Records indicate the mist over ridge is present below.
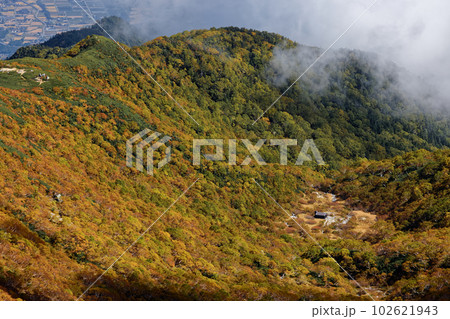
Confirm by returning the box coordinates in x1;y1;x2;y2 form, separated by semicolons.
102;0;450;110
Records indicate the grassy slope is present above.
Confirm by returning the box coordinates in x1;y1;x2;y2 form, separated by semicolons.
8;16;143;60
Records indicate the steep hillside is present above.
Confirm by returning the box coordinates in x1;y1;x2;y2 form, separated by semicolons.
328;149;449;231
0;28;448;301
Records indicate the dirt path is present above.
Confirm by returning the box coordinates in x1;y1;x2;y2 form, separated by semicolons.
0;67;47;84
0;67;28;80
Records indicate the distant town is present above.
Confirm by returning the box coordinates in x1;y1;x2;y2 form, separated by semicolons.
0;0;142;59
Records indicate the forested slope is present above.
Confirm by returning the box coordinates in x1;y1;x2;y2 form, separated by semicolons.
329;149;449;231
0;27;448;300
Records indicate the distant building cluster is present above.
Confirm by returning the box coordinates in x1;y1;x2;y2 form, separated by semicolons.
0;0;107;59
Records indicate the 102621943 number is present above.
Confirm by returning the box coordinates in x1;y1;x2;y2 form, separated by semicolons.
372;305;438;316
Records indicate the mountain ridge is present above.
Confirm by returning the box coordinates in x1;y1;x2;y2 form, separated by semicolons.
8;16;143;60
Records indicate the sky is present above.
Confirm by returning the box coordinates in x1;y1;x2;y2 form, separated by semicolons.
104;0;450;105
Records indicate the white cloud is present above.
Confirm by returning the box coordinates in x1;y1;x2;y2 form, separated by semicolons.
105;0;450;105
